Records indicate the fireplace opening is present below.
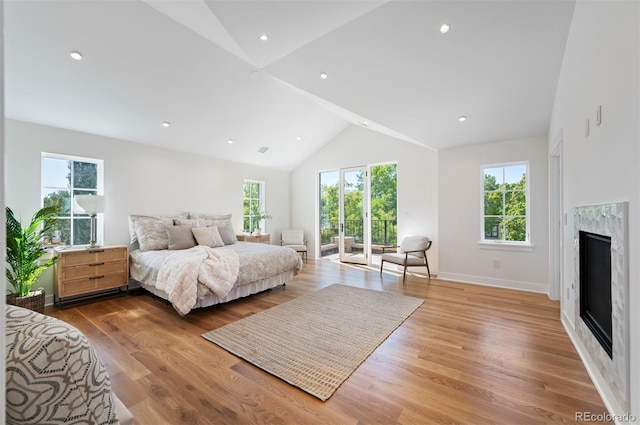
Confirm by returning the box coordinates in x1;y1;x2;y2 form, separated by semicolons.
579;231;612;359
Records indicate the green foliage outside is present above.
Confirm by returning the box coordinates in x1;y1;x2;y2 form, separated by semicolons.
6;205;61;296
319;164;397;246
483;172;527;241
243;181;268;232
42;159;97;245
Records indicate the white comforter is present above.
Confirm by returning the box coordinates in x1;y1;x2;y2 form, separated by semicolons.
155;246;239;316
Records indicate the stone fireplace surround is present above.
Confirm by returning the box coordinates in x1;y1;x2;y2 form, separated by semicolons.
574;202;629;411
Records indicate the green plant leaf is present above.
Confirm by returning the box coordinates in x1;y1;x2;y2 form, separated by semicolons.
6;205;61;296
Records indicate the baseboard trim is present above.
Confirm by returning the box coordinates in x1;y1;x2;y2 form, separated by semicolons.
436;271;548;294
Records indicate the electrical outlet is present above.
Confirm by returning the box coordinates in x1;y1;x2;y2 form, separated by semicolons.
493;260;501;269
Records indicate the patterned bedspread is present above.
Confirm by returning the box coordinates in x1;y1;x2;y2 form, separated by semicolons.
130;242;303;302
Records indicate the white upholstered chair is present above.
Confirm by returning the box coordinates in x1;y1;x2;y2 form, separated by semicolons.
281;230;307;263
379;235;432;283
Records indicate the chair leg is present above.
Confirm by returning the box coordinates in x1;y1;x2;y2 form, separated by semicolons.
402;265;407;283
425;257;431;279
380;260;384;275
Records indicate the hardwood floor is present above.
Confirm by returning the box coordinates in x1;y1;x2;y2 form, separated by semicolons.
46;260;612;425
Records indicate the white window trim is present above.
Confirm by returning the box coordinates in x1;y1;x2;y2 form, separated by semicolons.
242;179;266;233
479;160;532;250
41;152;104;246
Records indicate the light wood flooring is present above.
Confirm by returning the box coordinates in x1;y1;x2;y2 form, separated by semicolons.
46;259;612;425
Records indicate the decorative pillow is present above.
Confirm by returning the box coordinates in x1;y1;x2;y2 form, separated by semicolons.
189;214;236;244
188;213;232;221
218;225;238;245
173;218;216;228
128;213;186;244
191;226;224;248
167;225;197;250
5;305;118;425
135;221;169;251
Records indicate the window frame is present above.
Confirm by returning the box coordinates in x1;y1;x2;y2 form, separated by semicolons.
242;179;265;233
479;161;532;249
41;152;104;247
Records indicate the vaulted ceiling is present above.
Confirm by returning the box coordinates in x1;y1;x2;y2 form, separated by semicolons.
5;1;575;171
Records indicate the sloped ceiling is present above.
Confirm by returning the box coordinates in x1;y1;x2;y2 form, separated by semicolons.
4;0;575;171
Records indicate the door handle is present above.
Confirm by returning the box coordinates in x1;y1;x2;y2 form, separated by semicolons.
341;223;344;233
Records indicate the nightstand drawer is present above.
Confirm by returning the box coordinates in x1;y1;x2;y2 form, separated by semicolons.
54;245;129;305
61;248;126;267
60;273;128;297
63;261;127;280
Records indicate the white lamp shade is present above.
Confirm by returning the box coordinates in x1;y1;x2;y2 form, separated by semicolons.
74;194;105;214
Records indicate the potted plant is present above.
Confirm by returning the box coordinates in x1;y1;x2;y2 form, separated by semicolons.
253;211;272;235
6;205;61;313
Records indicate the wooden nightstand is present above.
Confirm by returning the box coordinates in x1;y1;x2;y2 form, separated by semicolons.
54;245;129;306
237;233;271;244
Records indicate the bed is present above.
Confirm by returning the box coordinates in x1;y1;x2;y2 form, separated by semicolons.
127;213;303;315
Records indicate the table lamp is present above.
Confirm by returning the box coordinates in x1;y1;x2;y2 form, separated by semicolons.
73;194;105;248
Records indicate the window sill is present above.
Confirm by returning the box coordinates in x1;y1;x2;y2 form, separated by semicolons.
477;241;534;252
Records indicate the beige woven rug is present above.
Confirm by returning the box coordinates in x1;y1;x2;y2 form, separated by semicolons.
202;283;423;401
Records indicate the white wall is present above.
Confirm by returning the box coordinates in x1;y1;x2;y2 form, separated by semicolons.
5;119;291;303
438;137;549;293
1;1;7;417
291;124;438;267
548;0;639;420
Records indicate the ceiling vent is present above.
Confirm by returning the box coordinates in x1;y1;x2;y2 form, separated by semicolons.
257;146;269;154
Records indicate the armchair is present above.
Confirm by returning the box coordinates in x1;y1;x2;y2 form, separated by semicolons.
281;229;307;263
380;235;432;283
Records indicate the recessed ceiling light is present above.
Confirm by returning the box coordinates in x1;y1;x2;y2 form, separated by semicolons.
228;139;234;144
320;72;328;79
259;34;269;41
440;23;450;34
70;51;83;60
161;121;170;127
458;115;467;122
296;136;302;141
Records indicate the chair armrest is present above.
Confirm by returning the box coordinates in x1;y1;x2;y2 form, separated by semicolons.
381;245;400;253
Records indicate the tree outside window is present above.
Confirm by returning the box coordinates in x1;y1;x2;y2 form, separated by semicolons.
482;163;528;242
42;154;103;246
243;180;265;233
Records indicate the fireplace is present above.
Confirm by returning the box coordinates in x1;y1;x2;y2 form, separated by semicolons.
579;231;612;358
574;202;628;411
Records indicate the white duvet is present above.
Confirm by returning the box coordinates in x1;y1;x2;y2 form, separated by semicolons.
155;246;239;316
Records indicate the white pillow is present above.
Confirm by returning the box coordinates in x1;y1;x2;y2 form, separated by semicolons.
135;221;169;251
173;218;214;227
178;214;237;245
191;226;224;248
128;213;186;244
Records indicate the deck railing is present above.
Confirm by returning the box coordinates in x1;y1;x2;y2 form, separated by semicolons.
320;219;397;246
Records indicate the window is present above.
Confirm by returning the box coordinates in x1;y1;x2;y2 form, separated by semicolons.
243;179;265;233
482;162;529;243
42;153;103;246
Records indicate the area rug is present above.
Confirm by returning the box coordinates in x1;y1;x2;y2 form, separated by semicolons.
201;284;423;401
